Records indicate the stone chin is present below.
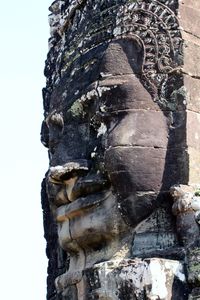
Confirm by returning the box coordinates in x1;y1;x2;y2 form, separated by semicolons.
56;190;129;254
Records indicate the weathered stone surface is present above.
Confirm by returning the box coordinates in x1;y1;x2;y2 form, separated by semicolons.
41;0;200;299
81;258;187;300
187;147;200;184
182;35;200;77
189;287;200;300
180;0;200;11
187;248;200;287
106;146;187;193
187;111;200;151
132;201;179;258
106;110;187;148
180;4;200;39
55;258;188;299
41;178;68;300
184;75;200;113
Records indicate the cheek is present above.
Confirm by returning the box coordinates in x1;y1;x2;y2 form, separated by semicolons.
104;147;167;227
103;108;188;197
106;111;169;148
105;147;167;195
104;111;169;195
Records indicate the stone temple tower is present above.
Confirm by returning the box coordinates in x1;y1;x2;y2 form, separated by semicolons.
41;1;200;299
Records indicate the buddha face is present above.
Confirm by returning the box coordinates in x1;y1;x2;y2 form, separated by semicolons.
45;39;183;254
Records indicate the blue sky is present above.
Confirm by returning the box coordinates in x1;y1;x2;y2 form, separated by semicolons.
0;1;51;298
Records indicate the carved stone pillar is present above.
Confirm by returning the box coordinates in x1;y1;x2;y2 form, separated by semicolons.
41;1;200;299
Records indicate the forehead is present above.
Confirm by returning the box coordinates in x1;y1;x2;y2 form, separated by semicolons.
48;2;145;114
48;40;144;118
47;0;181;116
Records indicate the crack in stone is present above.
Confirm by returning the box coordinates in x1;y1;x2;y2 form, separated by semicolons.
183;29;200;41
182;71;200;80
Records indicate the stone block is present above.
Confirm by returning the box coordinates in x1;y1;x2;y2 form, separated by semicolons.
82;259;187;300
189;287;200;300
106;109;187;150
180;0;200;13
180;4;200;39
187;248;200;286
184;75;200;113
106;110;169;149
187;111;200;151
106;146;188;193
187;147;200;184
182;34;200;77
98;74;161;112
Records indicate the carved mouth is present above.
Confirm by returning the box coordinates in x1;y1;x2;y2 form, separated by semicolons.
56;190;111;222
71;175;109;200
48;159;109;208
48;160;110;218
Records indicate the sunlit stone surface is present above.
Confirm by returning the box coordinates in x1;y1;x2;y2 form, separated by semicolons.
41;1;200;299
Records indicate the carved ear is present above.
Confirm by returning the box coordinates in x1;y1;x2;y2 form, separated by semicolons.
99;38;144;76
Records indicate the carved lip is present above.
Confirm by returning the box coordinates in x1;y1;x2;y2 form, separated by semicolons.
56;190;111;222
71;175;109;201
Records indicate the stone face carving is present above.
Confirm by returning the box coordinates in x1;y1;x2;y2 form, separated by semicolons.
41;1;200;299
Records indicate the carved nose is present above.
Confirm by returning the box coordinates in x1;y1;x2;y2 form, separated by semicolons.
48;159;90;202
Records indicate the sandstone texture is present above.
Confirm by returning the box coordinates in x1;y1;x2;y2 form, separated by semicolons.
41;1;200;299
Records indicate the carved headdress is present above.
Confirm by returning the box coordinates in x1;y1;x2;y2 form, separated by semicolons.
46;0;182;106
